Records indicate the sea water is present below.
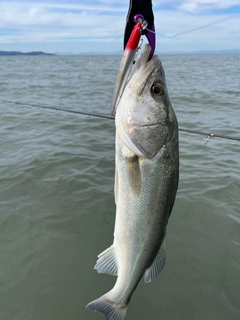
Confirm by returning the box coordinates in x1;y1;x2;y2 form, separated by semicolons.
0;54;239;320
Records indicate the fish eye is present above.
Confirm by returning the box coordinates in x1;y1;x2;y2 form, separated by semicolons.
151;83;164;97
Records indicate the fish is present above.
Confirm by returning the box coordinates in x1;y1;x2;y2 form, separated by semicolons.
86;44;179;320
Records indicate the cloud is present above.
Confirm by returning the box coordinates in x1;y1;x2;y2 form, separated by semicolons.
0;0;240;52
0;2;123;26
179;0;240;13
0;1;127;44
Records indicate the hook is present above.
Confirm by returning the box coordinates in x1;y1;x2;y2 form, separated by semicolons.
204;133;215;145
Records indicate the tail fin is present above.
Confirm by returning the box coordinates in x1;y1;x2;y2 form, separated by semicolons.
86;293;127;320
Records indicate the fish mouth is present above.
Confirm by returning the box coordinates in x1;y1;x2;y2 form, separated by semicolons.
129;45;160;97
131;44;152;73
112;44;155;116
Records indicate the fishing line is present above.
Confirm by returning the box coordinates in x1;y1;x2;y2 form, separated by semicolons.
146;13;240;39
0;99;114;120
1;99;240;143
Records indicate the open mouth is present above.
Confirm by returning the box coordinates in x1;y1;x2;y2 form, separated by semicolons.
132;44;151;72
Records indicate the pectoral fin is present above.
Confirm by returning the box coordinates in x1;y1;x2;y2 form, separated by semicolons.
144;239;166;283
127;155;142;197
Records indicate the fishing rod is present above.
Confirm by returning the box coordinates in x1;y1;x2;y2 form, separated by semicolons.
1;99;240;143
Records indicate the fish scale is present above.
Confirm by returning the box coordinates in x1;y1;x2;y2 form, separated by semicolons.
87;44;179;320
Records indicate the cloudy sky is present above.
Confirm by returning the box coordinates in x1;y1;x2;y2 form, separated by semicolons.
1;0;240;53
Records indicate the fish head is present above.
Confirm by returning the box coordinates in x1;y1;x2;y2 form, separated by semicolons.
116;44;177;158
127;44;173;124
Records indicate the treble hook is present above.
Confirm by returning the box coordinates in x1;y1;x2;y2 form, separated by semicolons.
204;133;215;144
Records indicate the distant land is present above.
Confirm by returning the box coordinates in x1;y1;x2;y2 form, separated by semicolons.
0;51;55;56
1;49;240;56
55;49;240;55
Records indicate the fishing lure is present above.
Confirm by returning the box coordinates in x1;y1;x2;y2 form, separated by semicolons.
112;0;156;116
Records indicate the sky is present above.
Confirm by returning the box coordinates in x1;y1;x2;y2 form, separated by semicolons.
0;0;240;53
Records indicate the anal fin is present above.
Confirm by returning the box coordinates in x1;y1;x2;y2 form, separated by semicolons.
94;245;118;276
144;238;166;283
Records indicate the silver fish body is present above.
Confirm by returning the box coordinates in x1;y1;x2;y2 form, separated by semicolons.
87;44;179;320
